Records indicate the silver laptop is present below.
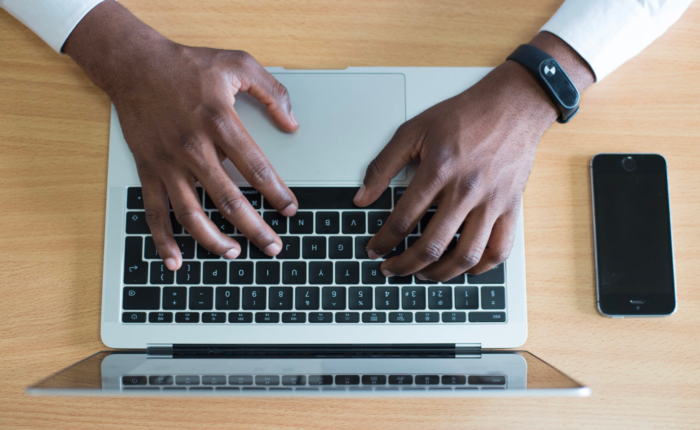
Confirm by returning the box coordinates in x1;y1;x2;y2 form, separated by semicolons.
28;67;588;397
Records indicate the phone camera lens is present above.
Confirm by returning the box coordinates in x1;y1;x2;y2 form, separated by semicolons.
622;156;637;172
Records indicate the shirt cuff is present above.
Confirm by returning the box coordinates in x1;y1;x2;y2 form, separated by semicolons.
1;0;106;53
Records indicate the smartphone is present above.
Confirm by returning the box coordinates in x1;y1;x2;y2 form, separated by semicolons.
590;153;676;317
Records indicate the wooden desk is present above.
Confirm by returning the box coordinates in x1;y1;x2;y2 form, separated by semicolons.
1;1;699;428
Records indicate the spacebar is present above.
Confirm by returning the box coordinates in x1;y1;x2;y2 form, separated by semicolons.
264;187;392;210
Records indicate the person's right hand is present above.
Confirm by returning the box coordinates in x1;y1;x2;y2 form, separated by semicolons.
64;1;299;271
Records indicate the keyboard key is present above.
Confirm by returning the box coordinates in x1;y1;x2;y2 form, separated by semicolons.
328;236;353;259
256;261;280;284
335;261;359;285
230;261;254;284
195;187;204;205
455;287;479;310
255;312;280;323
282;261;306;284
149;312;173;323
481;287;506;309
202;312;226;323
367;211;390;234
149;376;174;385
362;312;386;323
196;243;220;259
127;187;144;209
267;187;390;210
175;312;200;323
415;311;440;322
202;375;227;385
122;312;146;322
428;286;452;309
322;286;346;310
442;311;467;322
419;211;435;233
255;375;280;386
175;237;195;259
189;287;213;310
289;211;313;234
354;236;372;259
415;375;440;385
176;261;200;284
389;311;413;323
362;261;386;284
169;212;182;234
124;237;148;284
335;375;360;385
203;189;216;209
240;187;262;209
348;287;372;310
388;375;413;385
163;287;187;310
388;274;412;284
295;286;320;310
446;273;466;284
308;375;333;386
215;287;239;310
468;312;506;323
210;212;235;234
229;375;253;385
202;261;227;284
468;375;506;385
275;236;300;259
282;375;307;385
150;262;174;284
249;244;273;259
122;375;147;385
308;262;333;284
282;312;306;323
342;212;366;234
375;287;399;310
229;312;253;323
401;286;425;310
468;263;505;284
269;287;294;310
126;211;150;234
242;287;266;310
442;375;467;385
123;287;160;310
175;375;201;385
144;236;159;259
362;375;387;385
386;239;406;259
263;212;287;234
230;236;248;259
309;312;333;323
315;212;339;234
302;237;326;259
335;312;360;323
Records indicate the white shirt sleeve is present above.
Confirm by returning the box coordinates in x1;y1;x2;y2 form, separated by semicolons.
1;0;106;53
541;0;694;81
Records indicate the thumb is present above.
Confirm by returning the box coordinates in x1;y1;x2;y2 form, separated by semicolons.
354;122;416;207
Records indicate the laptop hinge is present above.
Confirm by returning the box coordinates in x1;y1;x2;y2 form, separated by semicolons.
146;343;480;359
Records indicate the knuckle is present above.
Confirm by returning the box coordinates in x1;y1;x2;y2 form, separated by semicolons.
386;216;414;239
173;206;202;228
457;250;482;270
457;175;482;196
417;241;445;264
218;194;248;220
365;156;387;181
232;50;256;68
246;159;276;187
208;112;234;139
144;208;167;227
178;134;203;156
272;81;290;104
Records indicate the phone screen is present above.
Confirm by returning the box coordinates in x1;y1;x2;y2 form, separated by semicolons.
592;154;675;315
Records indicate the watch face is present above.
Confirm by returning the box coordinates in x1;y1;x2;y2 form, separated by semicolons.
539;59;579;108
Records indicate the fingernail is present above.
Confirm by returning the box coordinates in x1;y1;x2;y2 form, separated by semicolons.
415;273;427;281
367;249;383;260
354;185;366;204
281;203;297;217
290;111;299;127
381;269;395;278
164;258;178;271
263;242;282;256
223;248;240;259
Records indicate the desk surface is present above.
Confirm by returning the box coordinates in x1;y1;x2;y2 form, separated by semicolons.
1;1;699;428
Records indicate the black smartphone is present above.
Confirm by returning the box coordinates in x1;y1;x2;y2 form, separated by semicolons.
590;153;676;317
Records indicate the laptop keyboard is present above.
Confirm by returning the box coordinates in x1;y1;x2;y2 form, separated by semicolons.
121;186;507;324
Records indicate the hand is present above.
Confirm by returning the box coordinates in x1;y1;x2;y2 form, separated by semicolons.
354;33;594;281
64;1;299;271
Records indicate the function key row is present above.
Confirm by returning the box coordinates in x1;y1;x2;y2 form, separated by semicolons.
123;285;504;311
122;310;506;324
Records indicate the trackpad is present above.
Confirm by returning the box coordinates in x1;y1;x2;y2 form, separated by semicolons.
230;73;406;183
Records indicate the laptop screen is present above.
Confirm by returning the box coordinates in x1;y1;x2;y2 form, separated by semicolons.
28;351;588;397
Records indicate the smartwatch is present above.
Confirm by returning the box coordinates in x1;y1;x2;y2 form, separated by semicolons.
507;44;580;123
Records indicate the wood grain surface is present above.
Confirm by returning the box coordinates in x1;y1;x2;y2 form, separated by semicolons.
1;1;699;428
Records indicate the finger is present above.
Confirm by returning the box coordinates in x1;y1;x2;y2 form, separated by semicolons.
417;205;498;282
234;52;299;132
380;186;473;277
366;162;442;259
195;160;283;256
166;172;242;259
141;176;182;271
210;111;298;217
354;122;417;207
468;206;519;274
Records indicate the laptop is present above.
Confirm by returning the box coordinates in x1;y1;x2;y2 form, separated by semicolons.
28;67;589;397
